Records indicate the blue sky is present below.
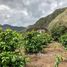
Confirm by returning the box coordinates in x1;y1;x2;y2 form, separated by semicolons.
0;0;67;27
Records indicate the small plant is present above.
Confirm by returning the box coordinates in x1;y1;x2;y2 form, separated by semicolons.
54;55;63;67
59;33;67;49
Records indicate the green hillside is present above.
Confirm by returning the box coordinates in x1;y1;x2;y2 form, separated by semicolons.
48;9;67;32
27;7;67;31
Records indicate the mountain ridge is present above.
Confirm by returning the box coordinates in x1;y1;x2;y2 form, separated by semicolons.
0;24;26;32
27;7;67;31
48;9;67;32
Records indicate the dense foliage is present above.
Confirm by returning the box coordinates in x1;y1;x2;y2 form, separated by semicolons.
40;33;52;46
59;33;67;49
48;8;67;41
0;29;23;52
0;52;26;67
24;31;52;53
0;28;27;67
48;25;67;40
24;31;42;53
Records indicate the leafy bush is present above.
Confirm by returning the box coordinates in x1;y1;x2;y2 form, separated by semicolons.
24;31;52;53
0;52;26;67
59;33;67;49
40;33;52;46
24;31;42;53
0;29;23;52
0;28;27;67
48;25;67;40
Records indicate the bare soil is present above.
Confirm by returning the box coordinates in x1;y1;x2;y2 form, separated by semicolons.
26;42;67;67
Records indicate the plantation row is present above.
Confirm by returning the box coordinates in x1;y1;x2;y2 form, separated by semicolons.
0;26;67;67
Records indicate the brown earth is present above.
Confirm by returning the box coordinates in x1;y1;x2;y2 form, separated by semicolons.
26;42;67;67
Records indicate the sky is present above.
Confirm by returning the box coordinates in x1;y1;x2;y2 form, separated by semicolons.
0;0;67;27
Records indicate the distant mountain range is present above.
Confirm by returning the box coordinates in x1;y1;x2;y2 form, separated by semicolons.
0;24;26;32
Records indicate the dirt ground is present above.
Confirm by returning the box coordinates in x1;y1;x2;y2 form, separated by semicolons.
26;42;67;67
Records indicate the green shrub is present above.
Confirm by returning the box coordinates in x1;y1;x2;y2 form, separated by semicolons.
40;33;52;46
24;31;42;53
24;31;52;53
0;52;26;67
0;29;23;52
59;33;67;49
48;25;67;40
0;28;27;67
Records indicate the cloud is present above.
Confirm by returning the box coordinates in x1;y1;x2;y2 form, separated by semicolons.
0;0;67;27
0;5;10;10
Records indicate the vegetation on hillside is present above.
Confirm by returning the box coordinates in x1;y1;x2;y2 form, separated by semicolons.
27;7;67;31
49;26;67;40
59;33;67;49
48;9;67;40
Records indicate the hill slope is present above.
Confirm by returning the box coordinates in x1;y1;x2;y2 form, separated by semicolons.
48;9;67;32
27;7;67;31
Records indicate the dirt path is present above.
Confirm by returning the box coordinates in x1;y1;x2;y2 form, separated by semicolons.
26;42;67;67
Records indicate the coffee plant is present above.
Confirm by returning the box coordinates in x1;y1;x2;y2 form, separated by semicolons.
59;33;67;49
24;31;42;53
49;26;67;41
0;28;27;67
0;52;26;67
0;29;23;52
40;33;52;46
24;31;52;53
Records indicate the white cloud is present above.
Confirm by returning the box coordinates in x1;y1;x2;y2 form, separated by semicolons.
22;9;28;16
51;2;57;10
0;4;31;26
0;5;10;10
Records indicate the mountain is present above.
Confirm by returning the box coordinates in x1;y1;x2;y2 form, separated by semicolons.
48;9;67;31
27;7;67;31
0;24;26;32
